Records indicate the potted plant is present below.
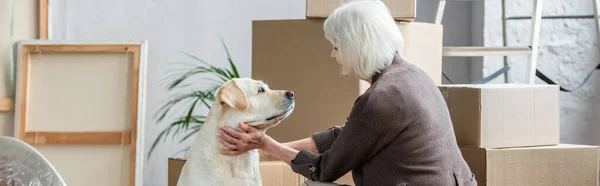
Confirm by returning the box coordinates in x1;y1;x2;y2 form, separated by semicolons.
148;40;240;159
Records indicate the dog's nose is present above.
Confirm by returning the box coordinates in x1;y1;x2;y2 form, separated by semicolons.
285;91;294;99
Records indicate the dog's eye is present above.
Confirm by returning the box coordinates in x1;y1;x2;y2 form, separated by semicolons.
258;87;265;93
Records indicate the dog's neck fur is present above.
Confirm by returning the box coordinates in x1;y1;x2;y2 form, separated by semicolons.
190;102;252;149
185;101;261;180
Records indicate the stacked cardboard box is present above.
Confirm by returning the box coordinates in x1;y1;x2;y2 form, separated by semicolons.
171;1;432;185
305;0;416;21
439;84;600;186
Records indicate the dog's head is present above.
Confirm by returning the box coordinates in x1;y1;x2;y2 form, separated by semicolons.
216;78;295;130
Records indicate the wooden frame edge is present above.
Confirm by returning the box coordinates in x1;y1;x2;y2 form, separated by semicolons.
129;46;140;186
23;44;140;53
0;98;14;111
24;131;131;144
15;41;147;186
39;0;49;39
16;45;30;140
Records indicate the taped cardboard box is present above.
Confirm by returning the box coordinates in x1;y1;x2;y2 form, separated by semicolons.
168;158;355;186
252;19;442;142
460;144;600;186
439;84;560;148
306;0;416;21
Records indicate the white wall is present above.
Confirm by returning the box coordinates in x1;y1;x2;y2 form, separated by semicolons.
48;0;476;185
482;1;600;146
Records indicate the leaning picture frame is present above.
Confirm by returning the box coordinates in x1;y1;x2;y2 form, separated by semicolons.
14;40;148;186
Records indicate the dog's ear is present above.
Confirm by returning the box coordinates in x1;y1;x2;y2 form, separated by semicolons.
218;81;249;110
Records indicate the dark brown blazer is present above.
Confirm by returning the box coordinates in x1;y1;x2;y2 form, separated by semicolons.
290;56;477;186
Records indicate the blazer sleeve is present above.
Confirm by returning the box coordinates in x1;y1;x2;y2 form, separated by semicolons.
290;116;387;182
312;126;344;154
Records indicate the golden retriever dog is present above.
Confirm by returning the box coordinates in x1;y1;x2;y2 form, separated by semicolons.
177;78;295;186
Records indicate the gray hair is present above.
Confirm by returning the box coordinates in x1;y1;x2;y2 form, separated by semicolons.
323;0;404;79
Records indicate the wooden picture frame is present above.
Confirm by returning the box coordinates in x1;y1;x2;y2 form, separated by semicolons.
14;40;148;186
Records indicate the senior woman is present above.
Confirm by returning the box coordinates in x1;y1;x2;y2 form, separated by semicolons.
217;1;476;185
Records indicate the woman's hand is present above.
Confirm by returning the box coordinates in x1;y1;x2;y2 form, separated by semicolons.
219;122;301;164
218;122;270;156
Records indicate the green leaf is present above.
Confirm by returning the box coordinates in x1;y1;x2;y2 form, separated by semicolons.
167;68;212;90
165;65;232;90
154;90;215;122
155;92;196;122
173;147;191;157
182;99;200;135
148;115;205;159
148;127;171;159
182;52;233;80
179;127;201;143
181;52;212;66
221;38;240;78
148;41;242;159
172;115;205;138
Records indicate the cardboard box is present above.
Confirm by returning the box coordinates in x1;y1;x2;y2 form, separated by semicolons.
168;158;354;186
306;0;416;21
168;158;186;186
460;144;600;186
252;19;442;142
439;84;560;148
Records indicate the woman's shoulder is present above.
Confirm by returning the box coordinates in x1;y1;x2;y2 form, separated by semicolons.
345;81;408;137
350;62;440;123
349;82;401;122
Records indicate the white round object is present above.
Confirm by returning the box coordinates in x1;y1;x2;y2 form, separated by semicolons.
0;136;66;186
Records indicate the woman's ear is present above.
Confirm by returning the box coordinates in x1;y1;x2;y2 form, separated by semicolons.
218;81;249;110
